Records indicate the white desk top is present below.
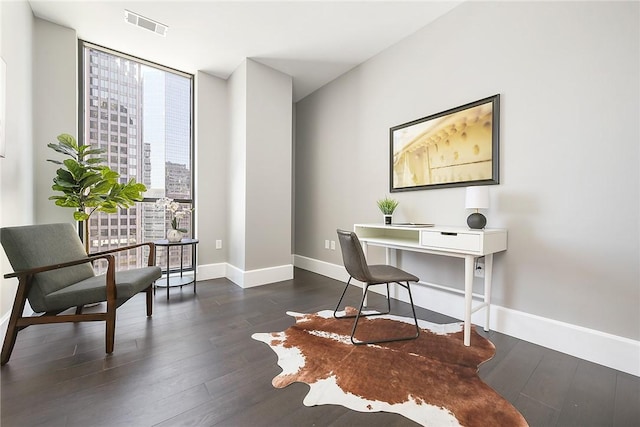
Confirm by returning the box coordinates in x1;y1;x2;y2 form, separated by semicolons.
353;223;507;256
354;223;506;234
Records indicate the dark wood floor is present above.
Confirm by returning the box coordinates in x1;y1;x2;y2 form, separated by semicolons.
1;268;638;427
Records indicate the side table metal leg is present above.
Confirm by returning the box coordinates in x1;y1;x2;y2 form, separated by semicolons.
166;246;170;300
179;245;184;290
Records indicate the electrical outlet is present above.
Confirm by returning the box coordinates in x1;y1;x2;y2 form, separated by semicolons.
330;240;336;250
215;240;222;249
324;240;330;249
474;260;485;278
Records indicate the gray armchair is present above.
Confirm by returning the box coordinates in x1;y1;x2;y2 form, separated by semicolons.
0;223;162;365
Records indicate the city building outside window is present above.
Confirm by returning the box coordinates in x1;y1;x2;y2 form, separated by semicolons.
80;42;194;274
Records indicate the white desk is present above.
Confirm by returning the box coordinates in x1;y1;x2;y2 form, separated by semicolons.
353;224;507;346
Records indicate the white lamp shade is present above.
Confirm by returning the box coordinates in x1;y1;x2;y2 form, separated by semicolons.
465;186;490;210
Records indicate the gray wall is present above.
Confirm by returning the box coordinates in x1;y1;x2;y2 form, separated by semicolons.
245;60;293;271
195;71;228;265
0;1;35;317
33;18;77;225
227;61;248;269
227;59;293;273
294;1;639;340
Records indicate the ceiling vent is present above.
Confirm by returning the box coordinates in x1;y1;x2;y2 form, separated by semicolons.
124;10;168;37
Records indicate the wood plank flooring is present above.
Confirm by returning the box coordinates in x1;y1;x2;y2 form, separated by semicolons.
1;268;638;426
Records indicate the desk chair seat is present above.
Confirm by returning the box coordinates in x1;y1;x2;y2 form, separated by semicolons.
0;223;161;365
335;229;420;345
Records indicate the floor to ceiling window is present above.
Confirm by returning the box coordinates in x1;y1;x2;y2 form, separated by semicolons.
80;41;194;273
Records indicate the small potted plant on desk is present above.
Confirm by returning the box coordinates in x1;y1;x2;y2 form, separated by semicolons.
377;196;399;225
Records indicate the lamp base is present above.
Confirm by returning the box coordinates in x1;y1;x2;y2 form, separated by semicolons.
467;212;487;229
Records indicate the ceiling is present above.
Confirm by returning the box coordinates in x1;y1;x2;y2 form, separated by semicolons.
29;1;461;101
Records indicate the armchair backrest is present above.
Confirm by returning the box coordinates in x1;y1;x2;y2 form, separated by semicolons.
336;229;372;283
1;223;95;312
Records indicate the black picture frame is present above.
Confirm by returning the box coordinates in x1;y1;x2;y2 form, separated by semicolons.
390;94;500;192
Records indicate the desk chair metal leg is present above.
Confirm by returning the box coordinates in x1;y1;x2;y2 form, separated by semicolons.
350;281;420;346
334;278;391;319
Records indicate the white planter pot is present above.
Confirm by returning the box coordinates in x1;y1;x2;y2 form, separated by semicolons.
167;229;183;243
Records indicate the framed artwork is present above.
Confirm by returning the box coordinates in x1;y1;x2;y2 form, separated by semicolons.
390;94;500;192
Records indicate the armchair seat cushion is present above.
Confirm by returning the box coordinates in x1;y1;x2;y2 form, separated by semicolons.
45;266;161;312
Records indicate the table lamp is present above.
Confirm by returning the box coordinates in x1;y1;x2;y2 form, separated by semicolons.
465;186;489;229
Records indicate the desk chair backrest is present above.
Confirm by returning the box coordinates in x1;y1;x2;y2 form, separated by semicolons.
336;229;373;283
1;223;95;313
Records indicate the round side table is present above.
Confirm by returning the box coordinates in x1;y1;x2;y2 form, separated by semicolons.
153;238;199;300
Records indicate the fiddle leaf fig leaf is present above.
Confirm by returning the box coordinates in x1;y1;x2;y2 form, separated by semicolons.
57;133;78;149
63;159;84;180
105;171;120;182
73;211;90;221
47;142;76;158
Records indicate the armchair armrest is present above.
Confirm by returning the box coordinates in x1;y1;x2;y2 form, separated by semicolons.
92;241;156;267
3;253;115;280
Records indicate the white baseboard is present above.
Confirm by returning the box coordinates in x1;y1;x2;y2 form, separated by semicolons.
0;310;10;345
199;262;294;288
293;255;350;283
0;305;34;347
197;262;227;281
243;264;293;288
5;256;635;376
292;255;640;377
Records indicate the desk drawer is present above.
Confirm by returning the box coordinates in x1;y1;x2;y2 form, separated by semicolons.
420;230;481;252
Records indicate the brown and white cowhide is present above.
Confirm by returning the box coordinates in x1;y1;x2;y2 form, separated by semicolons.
252;309;528;427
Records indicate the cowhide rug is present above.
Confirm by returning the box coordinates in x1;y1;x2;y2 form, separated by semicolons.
252;309;528;427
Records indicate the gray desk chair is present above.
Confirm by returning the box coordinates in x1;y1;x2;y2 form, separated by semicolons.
0;223;162;365
335;229;420;345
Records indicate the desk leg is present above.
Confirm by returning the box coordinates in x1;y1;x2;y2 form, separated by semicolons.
464;255;474;346
484;253;493;332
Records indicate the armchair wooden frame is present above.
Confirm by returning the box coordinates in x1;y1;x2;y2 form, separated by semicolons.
1;242;156;366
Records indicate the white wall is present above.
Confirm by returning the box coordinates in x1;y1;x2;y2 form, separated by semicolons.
295;0;639;345
0;0;35;321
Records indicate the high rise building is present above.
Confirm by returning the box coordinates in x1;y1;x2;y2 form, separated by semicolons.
83;46;193;273
84;48;146;271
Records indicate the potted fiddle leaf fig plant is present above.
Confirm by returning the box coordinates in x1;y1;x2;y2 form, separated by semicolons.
377;196;399;225
47;133;147;252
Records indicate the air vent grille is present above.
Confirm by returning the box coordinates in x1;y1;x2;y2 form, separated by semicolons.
124;10;168;37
